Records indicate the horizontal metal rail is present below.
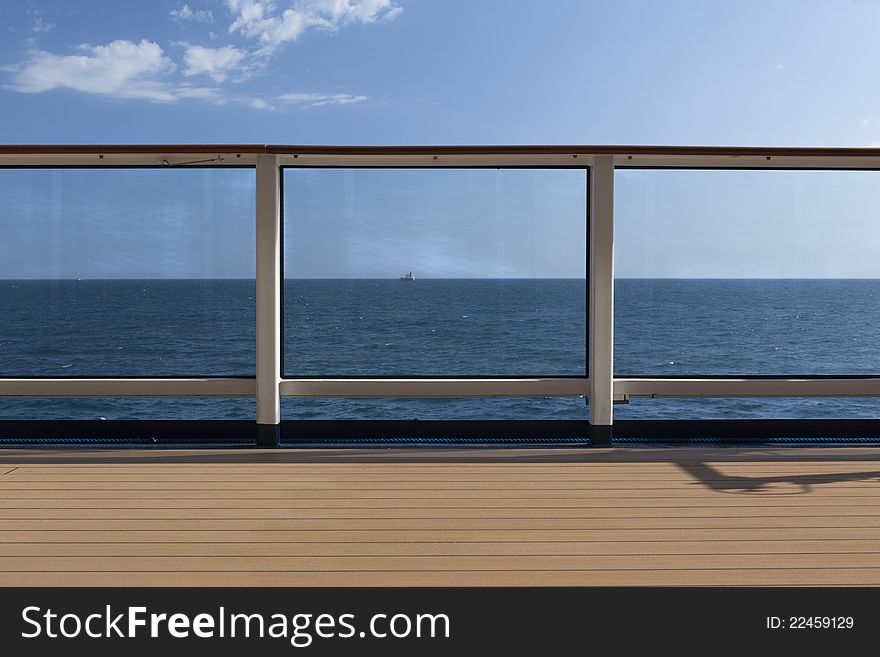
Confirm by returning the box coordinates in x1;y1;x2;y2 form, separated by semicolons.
280;378;588;397
615;378;880;398
0;377;880;401
0;379;255;397
3;378;879;399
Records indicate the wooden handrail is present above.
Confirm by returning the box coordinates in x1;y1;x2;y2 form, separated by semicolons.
2;144;880;157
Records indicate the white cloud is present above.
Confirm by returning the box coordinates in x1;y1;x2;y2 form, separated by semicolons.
176;85;224;101
6;4;393;107
7;39;222;103
25;8;55;33
227;0;275;31
171;4;215;23
183;44;245;81
279;91;367;107
31;15;55;33
775;63;784;70
307;0;403;26
226;0;401;55
10;40;177;101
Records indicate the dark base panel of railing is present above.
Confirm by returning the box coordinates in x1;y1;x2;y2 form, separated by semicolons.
280;420;591;443
0;419;592;446
0;420;255;445
612;419;880;442
1;419;880;447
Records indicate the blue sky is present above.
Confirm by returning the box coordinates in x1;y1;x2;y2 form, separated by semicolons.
2;2;880;278
2;0;880;146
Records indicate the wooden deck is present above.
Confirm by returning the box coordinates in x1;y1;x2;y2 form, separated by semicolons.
1;446;879;586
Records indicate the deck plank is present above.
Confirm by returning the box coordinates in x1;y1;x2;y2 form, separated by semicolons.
4;497;880;508
2;539;879;557
4;506;880;519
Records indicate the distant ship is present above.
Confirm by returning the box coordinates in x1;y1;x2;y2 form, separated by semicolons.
399;271;415;281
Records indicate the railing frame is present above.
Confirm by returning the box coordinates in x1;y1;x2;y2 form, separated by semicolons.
588;156;615;446
3;145;880;446
255;155;283;446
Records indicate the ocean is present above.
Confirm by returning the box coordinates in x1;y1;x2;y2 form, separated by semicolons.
1;278;879;420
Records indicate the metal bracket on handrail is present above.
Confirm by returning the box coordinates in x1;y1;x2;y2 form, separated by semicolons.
160;156;226;166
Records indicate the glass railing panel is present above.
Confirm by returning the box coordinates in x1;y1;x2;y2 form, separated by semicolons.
282;168;587;378
0;168;255;377
615;169;880;377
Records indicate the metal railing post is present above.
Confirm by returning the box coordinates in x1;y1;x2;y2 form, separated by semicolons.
588;156;615;447
255;155;282;447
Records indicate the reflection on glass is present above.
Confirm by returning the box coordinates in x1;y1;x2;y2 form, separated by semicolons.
615;169;880;377
0;168;255;377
